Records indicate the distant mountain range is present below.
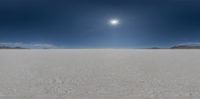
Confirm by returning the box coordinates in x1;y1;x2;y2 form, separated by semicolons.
0;45;26;49
148;43;200;49
0;43;59;49
171;43;200;49
1;43;200;49
0;46;26;49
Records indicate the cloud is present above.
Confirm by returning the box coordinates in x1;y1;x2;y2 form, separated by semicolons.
31;44;58;49
0;42;60;49
176;42;200;46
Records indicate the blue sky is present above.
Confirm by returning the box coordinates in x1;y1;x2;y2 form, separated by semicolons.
0;0;200;48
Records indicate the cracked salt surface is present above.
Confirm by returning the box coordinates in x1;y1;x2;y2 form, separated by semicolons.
0;49;200;99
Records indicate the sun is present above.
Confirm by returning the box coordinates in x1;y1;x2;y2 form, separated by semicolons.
109;19;120;26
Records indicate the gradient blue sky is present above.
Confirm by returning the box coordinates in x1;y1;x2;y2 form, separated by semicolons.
0;0;200;48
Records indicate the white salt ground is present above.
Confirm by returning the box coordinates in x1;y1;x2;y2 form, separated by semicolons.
0;49;199;99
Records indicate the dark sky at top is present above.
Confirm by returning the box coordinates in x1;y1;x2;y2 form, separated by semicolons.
0;0;200;48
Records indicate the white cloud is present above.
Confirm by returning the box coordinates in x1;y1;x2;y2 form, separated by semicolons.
176;42;200;46
31;44;57;49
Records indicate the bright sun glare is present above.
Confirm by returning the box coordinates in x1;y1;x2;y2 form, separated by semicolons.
109;19;120;26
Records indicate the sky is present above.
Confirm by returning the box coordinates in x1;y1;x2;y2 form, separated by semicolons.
0;0;200;48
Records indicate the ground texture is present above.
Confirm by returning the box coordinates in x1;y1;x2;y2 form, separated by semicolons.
0;49;200;99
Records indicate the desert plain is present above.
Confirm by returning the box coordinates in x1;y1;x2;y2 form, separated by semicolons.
0;49;200;99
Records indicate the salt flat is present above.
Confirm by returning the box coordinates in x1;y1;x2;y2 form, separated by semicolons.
0;49;200;99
